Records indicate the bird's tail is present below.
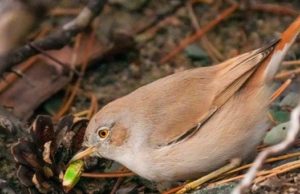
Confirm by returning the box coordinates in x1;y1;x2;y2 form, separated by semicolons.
250;16;300;85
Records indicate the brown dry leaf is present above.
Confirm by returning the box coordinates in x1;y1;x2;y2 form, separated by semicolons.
16;165;34;187
0;33;133;120
42;141;52;164
31;115;54;146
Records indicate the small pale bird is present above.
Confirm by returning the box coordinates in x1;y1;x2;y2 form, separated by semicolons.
71;17;300;183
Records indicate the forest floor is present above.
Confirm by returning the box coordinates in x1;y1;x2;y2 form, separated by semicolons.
1;0;300;193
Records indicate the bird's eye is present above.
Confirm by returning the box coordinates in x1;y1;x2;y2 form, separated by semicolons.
97;127;110;139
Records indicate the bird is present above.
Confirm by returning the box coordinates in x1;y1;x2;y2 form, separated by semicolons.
71;16;300;184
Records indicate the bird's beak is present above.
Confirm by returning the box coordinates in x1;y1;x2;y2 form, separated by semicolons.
69;146;96;163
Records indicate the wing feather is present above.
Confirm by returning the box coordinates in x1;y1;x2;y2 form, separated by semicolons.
127;41;277;147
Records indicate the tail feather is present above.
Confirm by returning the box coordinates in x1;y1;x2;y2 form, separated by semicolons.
251;16;300;85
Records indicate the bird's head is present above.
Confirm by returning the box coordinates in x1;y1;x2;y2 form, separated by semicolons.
69;102;131;162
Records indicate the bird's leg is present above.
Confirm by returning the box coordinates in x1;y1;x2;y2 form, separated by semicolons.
176;158;241;194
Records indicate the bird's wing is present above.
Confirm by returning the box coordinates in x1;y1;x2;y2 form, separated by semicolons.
136;41;277;147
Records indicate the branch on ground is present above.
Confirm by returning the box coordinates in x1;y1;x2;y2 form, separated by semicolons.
0;0;108;74
233;102;300;194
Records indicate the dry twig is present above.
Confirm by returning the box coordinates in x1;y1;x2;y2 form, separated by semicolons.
54;32;95;120
270;78;293;103
87;91;99;119
249;2;298;16
206;151;300;188
282;60;300;67
134;1;184;34
210;157;300;188
50;7;81;16
110;177;124;194
0;27;51;93
186;0;224;63
160;3;238;64
232;103;300;194
0;57;38;93
0;0;107;74
81;171;135;178
275;68;300;80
